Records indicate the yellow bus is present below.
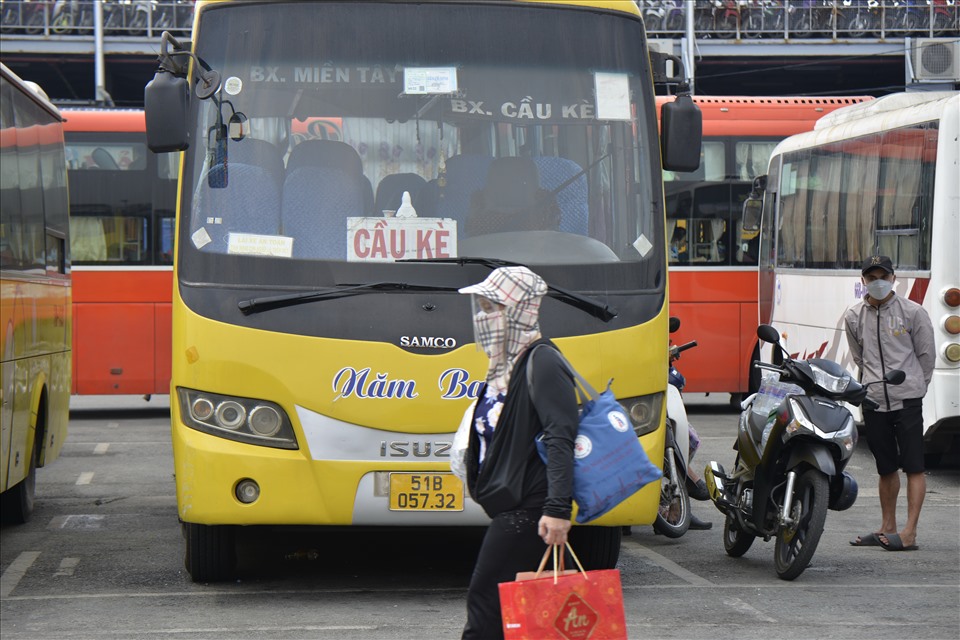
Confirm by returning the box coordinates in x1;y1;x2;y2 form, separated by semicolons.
0;63;71;524
144;0;702;582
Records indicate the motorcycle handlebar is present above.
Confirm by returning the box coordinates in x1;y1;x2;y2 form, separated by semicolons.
674;340;698;354
862;398;879;411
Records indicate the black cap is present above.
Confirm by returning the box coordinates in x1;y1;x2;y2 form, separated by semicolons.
861;255;894;276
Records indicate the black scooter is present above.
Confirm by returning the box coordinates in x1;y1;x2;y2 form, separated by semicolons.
704;324;904;580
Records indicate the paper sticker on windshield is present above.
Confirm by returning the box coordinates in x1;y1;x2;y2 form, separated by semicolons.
404;67;458;95
227;233;293;258
192;227;212;249
224;76;243;96
347;217;457;262
633;233;653;257
594;72;631;121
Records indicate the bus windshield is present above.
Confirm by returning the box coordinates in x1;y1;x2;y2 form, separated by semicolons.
179;2;661;293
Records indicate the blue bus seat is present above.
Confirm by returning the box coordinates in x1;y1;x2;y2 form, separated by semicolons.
374;173;428;214
533;156;588;236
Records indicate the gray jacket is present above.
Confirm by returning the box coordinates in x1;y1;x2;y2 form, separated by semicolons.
843;293;935;411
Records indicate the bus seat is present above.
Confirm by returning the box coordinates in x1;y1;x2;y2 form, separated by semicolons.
374;173;428;215
287;139;373;214
231;138;285;191
533;157;588;236
434;154;494;223
191;163;282;254
92;148;119;170
464;157;560;237
281;168;365;260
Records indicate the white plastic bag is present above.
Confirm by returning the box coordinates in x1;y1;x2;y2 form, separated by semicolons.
450;399;477;482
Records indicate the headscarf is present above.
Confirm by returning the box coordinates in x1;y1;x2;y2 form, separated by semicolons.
459;266;548;393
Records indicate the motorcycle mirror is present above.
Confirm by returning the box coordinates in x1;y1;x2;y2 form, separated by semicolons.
757;324;780;344
669;317;680;333
884;369;906;385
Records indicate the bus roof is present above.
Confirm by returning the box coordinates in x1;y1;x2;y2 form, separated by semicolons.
198;0;641;16
814;91;959;130
654;95;873;137
771;91;959;158
0;63;63;121
60;108;146;133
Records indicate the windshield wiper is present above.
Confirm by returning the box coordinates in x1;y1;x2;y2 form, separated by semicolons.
400;257;619;322
239;259;618;322
238;282;456;315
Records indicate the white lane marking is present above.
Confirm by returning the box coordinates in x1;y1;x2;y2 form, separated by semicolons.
107;422;119;429
723;597;778;623
1;551;41;598
54;558;80;577
76;472;95;485
93;443;110;455
622;539;713;586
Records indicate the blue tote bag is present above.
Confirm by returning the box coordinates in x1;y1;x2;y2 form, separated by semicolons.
528;345;662;524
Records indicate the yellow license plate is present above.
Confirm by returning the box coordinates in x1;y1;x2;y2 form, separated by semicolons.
388;473;464;511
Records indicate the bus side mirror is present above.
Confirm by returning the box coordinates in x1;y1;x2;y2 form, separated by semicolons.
741;175;767;232
145;70;190;152
660;93;702;173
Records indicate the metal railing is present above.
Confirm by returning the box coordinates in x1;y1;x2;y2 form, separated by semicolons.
1;0;193;38
640;0;959;40
2;0;958;40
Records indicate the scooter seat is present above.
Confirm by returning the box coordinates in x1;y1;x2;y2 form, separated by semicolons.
747;410;769;448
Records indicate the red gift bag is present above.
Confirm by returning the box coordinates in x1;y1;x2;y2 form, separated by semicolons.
499;543;628;640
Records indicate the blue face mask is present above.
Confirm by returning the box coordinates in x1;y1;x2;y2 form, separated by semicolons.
867;279;894;300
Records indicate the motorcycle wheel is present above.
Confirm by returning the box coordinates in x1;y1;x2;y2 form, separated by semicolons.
931;13;951;37
773;469;828;581
645;15;663;33
744;13;763;39
127;12;147;36
653;448;691;538
722;512;755;557
714;14;738;39
665;12;685;33
791;13;812;38
844;13;869;38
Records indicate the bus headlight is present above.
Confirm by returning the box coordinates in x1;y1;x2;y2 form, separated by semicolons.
177;388;298;450
623;392;663;437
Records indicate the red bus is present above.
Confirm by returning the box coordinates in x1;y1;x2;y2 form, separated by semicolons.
657;96;873;403
62;109;177;396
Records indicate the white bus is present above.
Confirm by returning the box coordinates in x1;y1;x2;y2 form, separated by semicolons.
746;91;959;461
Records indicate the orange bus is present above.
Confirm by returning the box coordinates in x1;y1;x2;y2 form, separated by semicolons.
657;95;873;403
62;109;177;396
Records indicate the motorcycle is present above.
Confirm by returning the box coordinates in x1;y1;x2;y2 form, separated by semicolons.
695;0;742;37
744;0;786;38
704;324;905;580
843;0;882;37
654;317;698;538
929;0;957;36
644;0;686;34
885;0;924;34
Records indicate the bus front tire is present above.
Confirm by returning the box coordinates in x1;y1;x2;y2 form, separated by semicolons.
184;522;237;583
568;526;622;570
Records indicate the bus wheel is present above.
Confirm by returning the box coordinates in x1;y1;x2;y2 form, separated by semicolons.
568;526;622;570
0;437;38;524
184;522;237;582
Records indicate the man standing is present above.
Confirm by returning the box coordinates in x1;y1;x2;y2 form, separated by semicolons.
844;256;935;552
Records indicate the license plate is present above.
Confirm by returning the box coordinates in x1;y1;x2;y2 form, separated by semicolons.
388;473;464;511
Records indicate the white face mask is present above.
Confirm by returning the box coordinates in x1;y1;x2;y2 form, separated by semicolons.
866;279;894;300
